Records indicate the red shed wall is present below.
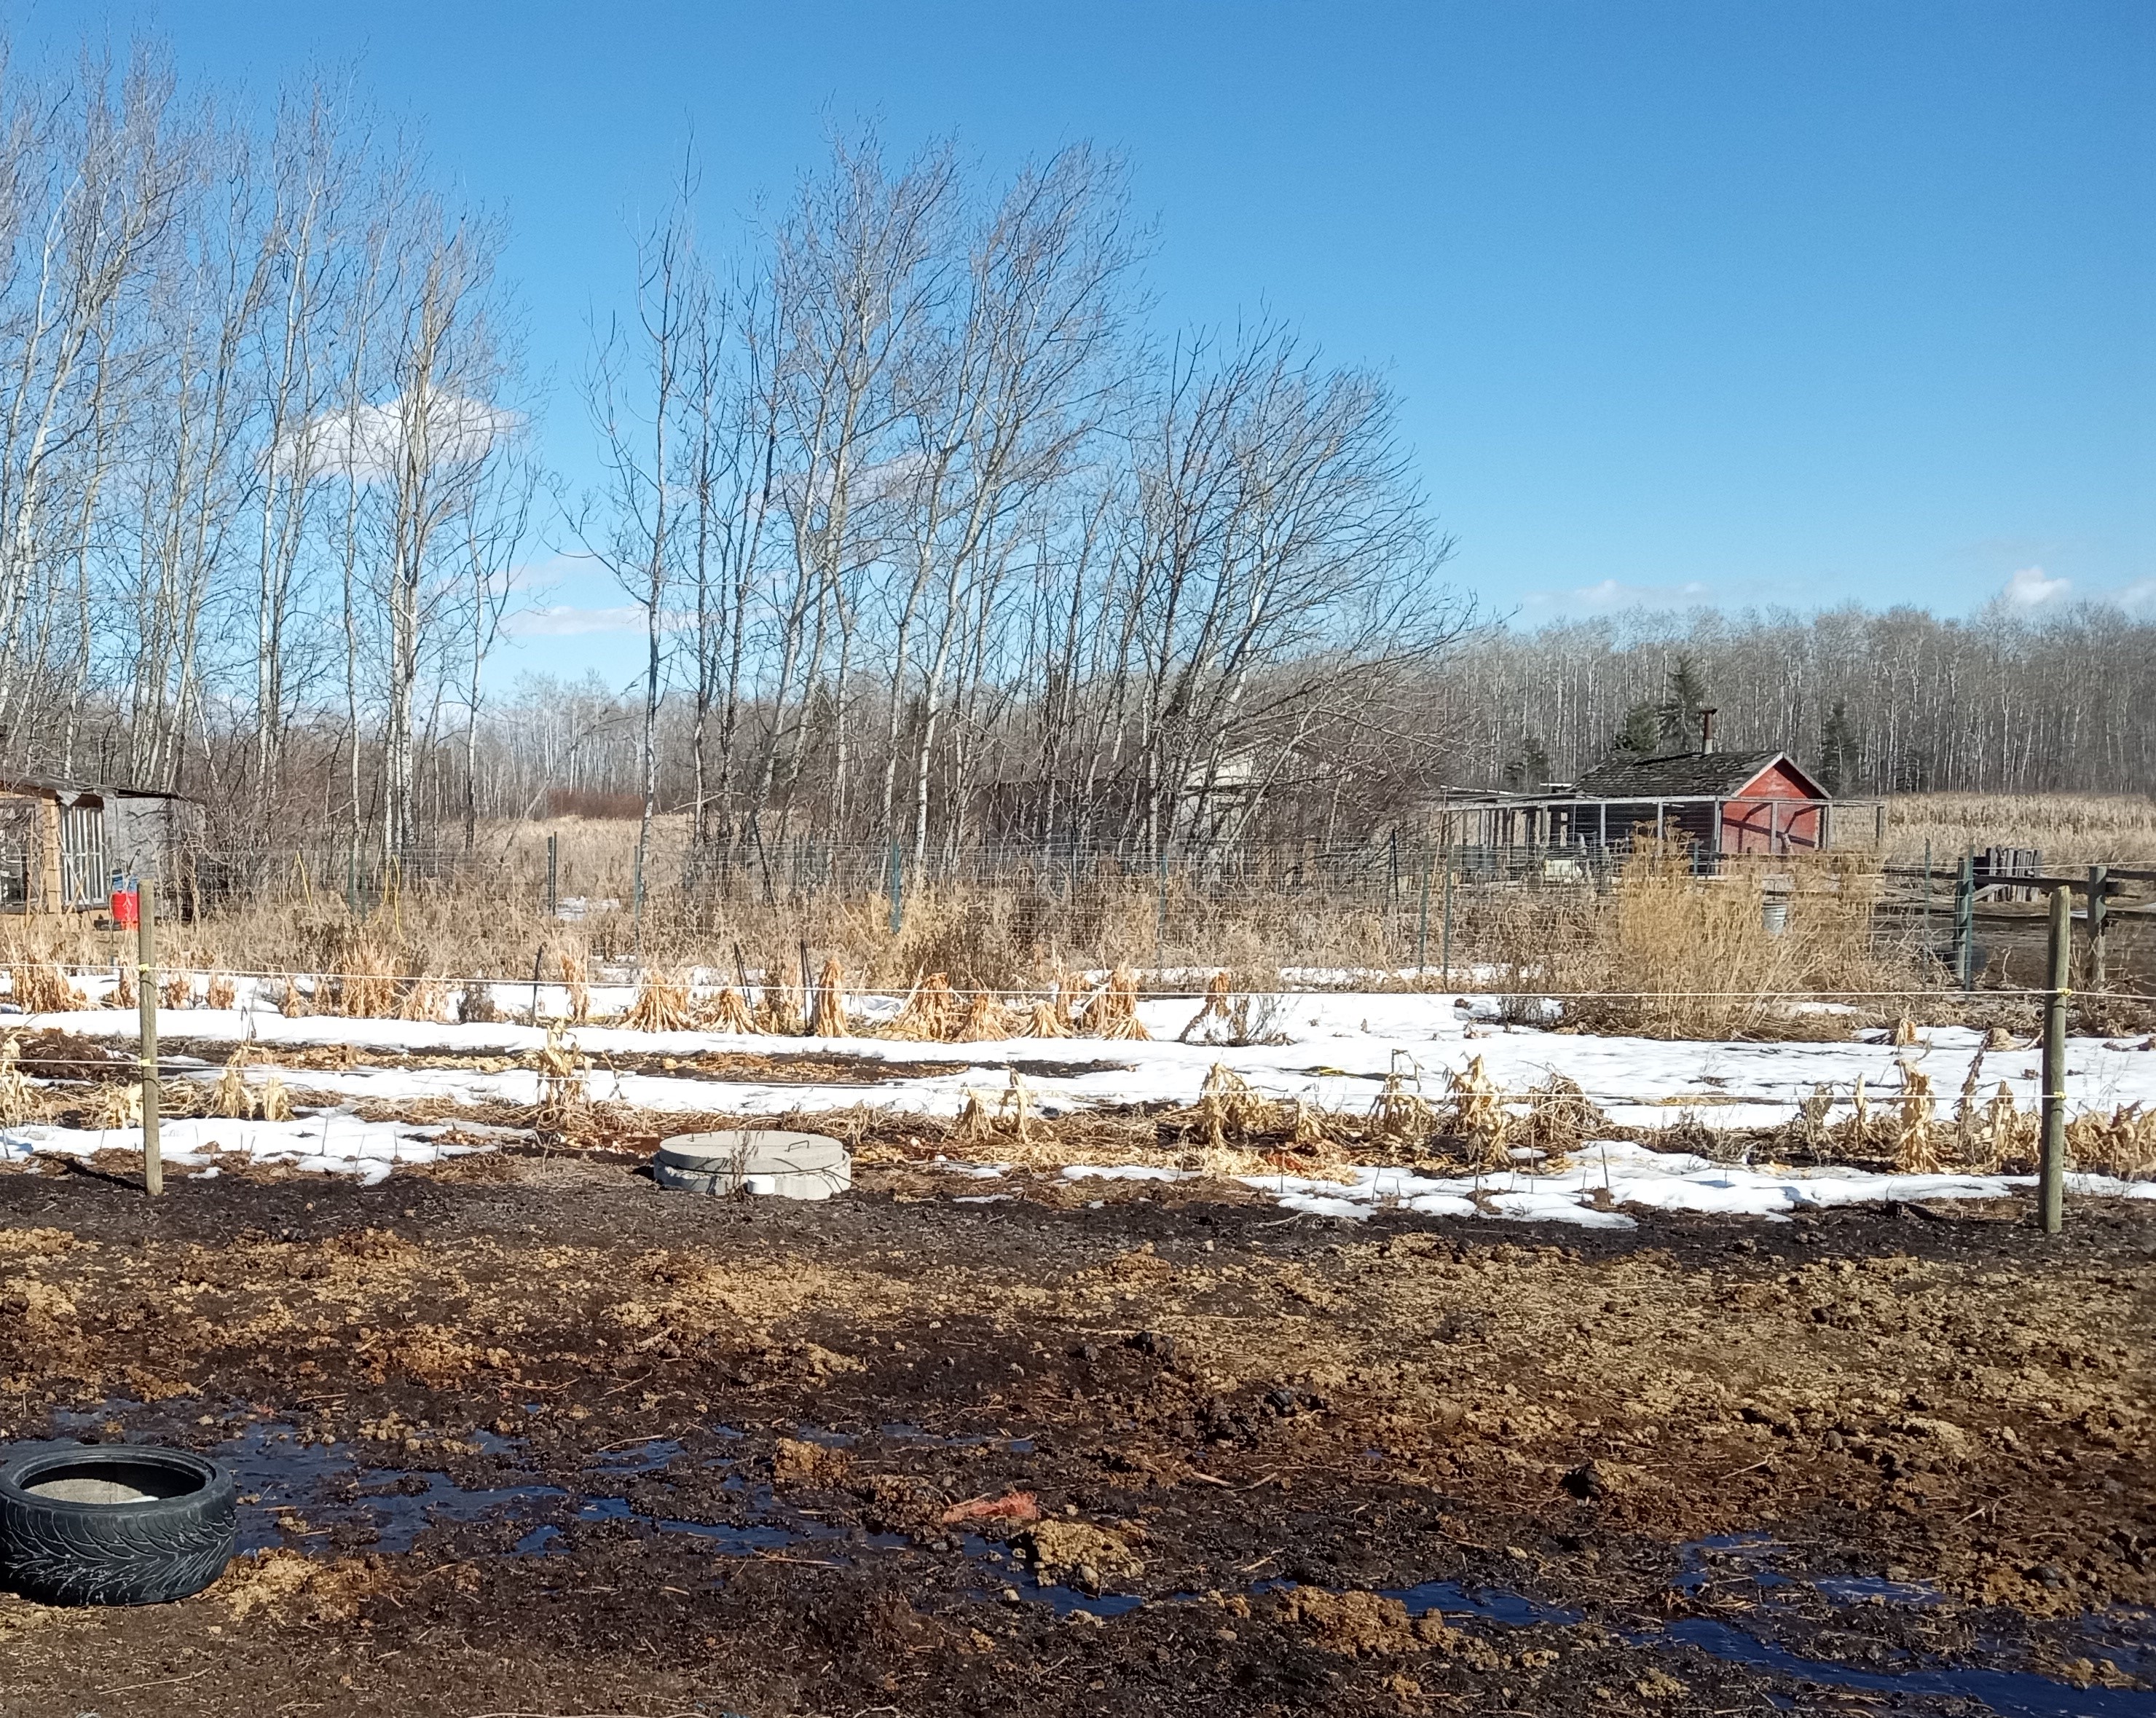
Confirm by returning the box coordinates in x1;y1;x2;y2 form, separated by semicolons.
1719;761;1822;854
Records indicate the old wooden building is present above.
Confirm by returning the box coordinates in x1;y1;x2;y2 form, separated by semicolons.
1439;747;1866;859
0;776;203;915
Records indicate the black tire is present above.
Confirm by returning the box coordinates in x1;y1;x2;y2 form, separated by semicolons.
0;1445;237;1604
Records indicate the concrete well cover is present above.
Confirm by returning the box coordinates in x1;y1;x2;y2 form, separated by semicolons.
653;1130;851;1200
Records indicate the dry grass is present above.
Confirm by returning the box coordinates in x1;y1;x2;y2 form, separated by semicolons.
1080;966;1149;1040
1884;793;2156;867
0;1035;42;1124
1560;843;1905;1039
333;942;398;1019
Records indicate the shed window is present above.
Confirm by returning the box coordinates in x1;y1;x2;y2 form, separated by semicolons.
58;800;106;909
0;799;29;910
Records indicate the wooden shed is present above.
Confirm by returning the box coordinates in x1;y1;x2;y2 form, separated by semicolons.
1569;750;1833;856
1438;747;1860;861
0;776;203;916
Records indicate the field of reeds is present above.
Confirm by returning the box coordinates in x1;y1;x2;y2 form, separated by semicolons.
1882;791;2156;866
7;802;2152;1041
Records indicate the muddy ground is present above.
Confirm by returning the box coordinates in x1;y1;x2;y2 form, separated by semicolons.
0;1154;2147;1718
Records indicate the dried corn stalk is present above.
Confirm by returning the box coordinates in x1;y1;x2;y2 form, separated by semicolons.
951;1089;996;1146
889;972;960;1041
398;977;449;1023
110;962;136;1010
1439;1055;1510;1170
1964;1081;2032;1172
1024;998;1072;1039
9;961;84;1014
1179;972;1233;1043
996;1069;1034;1144
1192;1063;1272;1150
204;974;237;1010
623;969;697;1033
1950;1049;1987;1165
211;1047;263;1119
755;960;804;1036
702;985;760;1034
1081;966;1149;1041
256;1073;293;1123
93;1083;142;1128
160;973;192;1009
956;989;1022;1042
559;947;592;1024
2067;1103;2156;1181
1368;1064;1435;1148
278;975;314;1017
1893;1067;1940;1173
1890;1016;1919;1047
0;1035;40;1124
809;957;850;1038
1291;1098;1327;1148
337;945;399;1018
1836;1074;1876;1156
534;1022;589;1125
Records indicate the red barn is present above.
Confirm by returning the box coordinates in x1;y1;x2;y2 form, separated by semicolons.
1569;749;1831;856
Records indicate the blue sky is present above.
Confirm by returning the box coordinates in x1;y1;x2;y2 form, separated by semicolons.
41;0;2156;685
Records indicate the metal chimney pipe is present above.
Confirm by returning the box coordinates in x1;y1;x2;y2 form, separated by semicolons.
1699;708;1718;754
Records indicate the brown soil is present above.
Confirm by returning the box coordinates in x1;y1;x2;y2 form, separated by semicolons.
0;1157;2147;1717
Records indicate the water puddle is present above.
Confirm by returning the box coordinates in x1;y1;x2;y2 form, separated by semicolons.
1658;1617;2156;1718
24;1403;2152;1711
583;1437;682;1475
876;1422;1035;1454
1647;1534;2156;1717
1382;1578;1581;1628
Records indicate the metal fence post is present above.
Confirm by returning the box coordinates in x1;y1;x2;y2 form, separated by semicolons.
1440;862;1454;989
887;838;904;937
1955;854;1975;990
547;832;558;918
1154;848;1168;974
137;881;161;1197
1921;837;1932;962
2039;884;2069;1235
2088;863;2108;996
1415;856;1431;982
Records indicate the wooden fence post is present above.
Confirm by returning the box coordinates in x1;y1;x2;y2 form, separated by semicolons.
2039;884;2069;1235
137;880;161;1197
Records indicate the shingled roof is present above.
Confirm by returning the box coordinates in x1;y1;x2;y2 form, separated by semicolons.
1573;750;1824;800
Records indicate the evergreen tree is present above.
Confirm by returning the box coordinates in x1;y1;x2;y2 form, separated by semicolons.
1817;701;1861;795
1655;655;1712;746
1503;735;1552;792
1609;701;1660;761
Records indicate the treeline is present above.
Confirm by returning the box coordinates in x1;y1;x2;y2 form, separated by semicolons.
0;42;528;855
1438;604;2156;799
2;35;1459;865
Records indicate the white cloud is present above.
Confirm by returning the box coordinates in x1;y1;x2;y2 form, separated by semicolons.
2112;578;2156;615
2002;565;2069;607
505;604;645;638
273;387;519;484
1519;578;1719;615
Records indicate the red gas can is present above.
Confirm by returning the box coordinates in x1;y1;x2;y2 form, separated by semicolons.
110;879;138;931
